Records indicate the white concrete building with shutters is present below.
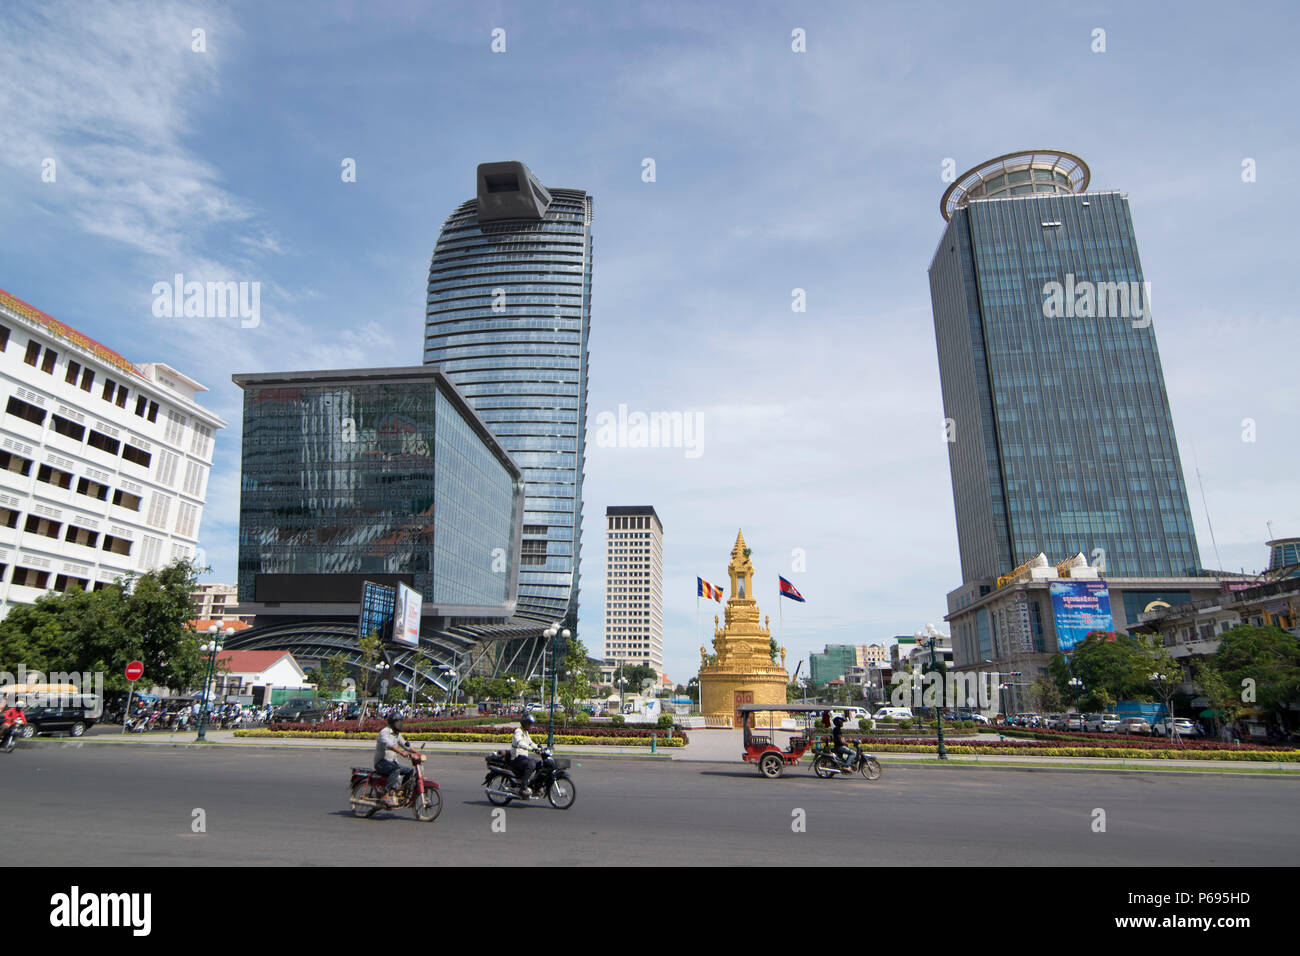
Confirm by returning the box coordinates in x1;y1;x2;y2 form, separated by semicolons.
0;289;226;616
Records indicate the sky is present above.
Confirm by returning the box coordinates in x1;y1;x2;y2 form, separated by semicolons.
1;0;1297;685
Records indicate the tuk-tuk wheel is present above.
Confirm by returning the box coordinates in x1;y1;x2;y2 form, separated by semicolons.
759;753;784;778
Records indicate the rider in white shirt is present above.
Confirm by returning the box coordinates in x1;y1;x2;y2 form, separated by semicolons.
375;714;416;805
511;714;542;797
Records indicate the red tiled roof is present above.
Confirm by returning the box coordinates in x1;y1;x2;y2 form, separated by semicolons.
190;619;253;632
214;650;293;674
0;288;146;379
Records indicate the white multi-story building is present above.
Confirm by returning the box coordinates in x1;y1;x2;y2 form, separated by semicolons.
0;289;226;615
191;582;253;625
602;506;663;676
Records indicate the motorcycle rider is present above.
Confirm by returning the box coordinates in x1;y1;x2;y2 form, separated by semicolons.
511;713;542;797
831;716;852;768
2;698;27;749
374;713;418;806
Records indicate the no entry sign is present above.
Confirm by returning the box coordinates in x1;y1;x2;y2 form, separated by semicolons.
125;661;144;682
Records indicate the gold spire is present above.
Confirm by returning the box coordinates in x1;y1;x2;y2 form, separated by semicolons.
732;529;747;556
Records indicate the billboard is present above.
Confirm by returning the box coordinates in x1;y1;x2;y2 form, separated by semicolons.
1050;581;1114;653
358;580;396;644
393;582;422;647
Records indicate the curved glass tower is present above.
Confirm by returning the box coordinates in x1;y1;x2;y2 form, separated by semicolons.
424;161;591;629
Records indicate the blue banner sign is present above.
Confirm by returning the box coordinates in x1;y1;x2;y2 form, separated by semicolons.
1050;581;1114;653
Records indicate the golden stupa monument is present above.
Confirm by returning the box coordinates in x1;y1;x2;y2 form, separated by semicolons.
698;530;789;728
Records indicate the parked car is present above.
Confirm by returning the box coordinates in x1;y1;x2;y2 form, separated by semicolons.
1064;714;1084;731
1085;713;1122;732
872;707;914;722
1151;717;1202;737
19;695;99;737
1117;717;1152;735
1043;713;1066;730
272;698;329;723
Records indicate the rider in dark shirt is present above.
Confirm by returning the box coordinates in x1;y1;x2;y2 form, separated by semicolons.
832;716;851;766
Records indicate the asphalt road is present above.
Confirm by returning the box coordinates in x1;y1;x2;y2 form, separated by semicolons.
2;745;1295;866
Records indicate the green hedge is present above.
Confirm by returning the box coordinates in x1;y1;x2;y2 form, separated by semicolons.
234;729;683;747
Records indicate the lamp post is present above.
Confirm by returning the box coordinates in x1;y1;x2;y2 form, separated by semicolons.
197;624;232;742
1067;676;1084;731
1149;671;1176;741
542;624;569;748
926;635;947;760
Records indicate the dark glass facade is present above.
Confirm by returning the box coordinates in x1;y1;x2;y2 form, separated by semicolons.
234;368;522;614
930;187;1201;581
424;162;591;626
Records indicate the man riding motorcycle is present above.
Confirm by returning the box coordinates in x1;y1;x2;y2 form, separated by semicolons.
511;713;542;797
374;713;419;807
831;716;852;767
2;699;27;750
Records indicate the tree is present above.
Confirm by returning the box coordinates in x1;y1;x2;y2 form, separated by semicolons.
769;637;780;664
1194;661;1238;737
1057;632;1160;706
557;635;599;725
313;653;349;699
1213;624;1300;722
611;663;657;694
357;631;384;699
0;559;205;693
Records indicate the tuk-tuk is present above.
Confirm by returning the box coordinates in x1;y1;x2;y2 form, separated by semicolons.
739;704;877;778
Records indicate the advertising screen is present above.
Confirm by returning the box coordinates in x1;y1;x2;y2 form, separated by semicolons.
1050;581;1114;653
393;582;422;647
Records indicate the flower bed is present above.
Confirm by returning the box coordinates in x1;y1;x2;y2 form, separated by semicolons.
849;742;1300;761
235;729;683;747
995;728;1289;751
268;718;684;740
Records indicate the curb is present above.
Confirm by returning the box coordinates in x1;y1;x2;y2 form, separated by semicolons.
16;738;674;760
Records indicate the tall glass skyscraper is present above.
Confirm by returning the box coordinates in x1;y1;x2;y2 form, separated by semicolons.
929;150;1201;583
424;161;591;628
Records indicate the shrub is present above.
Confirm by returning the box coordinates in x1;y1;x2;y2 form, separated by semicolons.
573;713;590;726
656;713;675;729
858;718;873;732
611;714;625;726
898;719;914;731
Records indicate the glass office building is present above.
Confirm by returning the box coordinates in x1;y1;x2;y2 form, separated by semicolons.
233;367;522;616
424;161;591;628
929;150;1201;583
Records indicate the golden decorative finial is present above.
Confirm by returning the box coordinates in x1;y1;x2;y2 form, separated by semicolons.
780;646;786;668
700;646;707;665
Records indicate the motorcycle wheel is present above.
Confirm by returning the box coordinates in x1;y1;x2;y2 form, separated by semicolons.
547;776;576;810
485;772;514;806
20;723;35;738
3;734;13;753
860;757;882;780
812;754;837;779
412;786;442;822
350;780;379;818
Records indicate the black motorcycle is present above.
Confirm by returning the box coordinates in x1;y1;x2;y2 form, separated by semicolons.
812;741;882;780
483;747;577;809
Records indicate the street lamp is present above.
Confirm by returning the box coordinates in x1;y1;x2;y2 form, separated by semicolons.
923;634;947;760
197;624;233;742
542;624;570;748
1067;676;1084;730
1149;671;1176;741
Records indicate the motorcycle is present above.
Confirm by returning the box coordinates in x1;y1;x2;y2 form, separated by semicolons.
349;746;442;822
2;715;25;752
482;747;577;809
812;741;883;780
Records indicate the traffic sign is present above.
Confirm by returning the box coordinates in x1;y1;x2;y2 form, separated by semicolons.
125;661;144;682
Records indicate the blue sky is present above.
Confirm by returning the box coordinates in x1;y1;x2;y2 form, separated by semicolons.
1;0;1297;684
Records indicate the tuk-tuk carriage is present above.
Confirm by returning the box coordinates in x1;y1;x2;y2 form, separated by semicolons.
739;704;881;778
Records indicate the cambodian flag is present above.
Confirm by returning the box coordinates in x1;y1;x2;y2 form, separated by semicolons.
697;577;723;602
779;576;805;602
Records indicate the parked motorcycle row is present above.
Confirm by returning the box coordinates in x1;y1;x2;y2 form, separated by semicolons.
346;745;579;822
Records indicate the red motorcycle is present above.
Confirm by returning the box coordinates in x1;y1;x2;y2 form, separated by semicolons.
349;748;442;822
